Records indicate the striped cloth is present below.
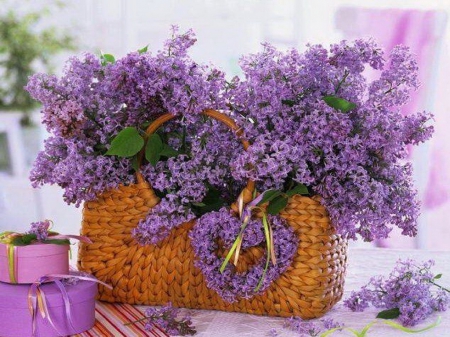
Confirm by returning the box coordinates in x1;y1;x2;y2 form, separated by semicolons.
75;302;169;337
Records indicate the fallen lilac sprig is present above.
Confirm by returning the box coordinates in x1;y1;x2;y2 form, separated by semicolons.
125;303;196;336
279;315;440;337
344;259;450;327
282;317;344;337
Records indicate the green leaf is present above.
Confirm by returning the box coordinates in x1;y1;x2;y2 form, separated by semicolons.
131;155;139;172
257;189;282;206
19;233;37;245
160;144;179;158
376;308;400;320
141;121;152;129
434;273;442;279
267;195;288;215
138;45;148;54
257;101;270;108
145;134;164;166
43;239;70;245
286;184;309;197
192;187;226;215
106;127;144;158
9;234;37;246
281;99;296;107
101;53;115;66
323;95;356;113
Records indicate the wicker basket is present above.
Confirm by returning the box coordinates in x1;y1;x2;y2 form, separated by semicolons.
77;109;347;319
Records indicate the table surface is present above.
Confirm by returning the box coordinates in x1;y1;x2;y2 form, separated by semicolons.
82;248;450;337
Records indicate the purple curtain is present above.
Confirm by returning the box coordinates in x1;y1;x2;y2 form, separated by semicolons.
335;7;448;249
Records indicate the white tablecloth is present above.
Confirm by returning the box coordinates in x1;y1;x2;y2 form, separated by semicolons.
155;248;450;337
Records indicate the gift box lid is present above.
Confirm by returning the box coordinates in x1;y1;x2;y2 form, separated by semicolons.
0;278;97;309
0;242;69;258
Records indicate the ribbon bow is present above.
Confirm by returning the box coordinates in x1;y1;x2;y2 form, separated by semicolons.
220;190;277;291
27;272;112;337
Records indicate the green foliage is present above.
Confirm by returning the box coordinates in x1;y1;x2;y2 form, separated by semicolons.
42;238;70;245
106;127;145;158
191;187;226;216
0;1;76;116
100;53;115;66
145;133;179;166
145;133;164;166
258;184;309;215
106;127;180;170
376;308;401;319
286;183;308;197
138;45;149;54
267;195;289;215
10;233;37;246
256;189;282;206
281;99;296;107
323;95;357;113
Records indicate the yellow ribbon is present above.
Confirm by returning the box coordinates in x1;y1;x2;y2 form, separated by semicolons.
1;231;19;284
7;244;17;284
220;191;277;276
233;191;247;266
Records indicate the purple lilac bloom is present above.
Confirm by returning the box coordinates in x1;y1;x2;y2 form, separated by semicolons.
321;318;344;330
27;27;435;302
283;317;344;336
141;302;196;336
133;115;245;244
344;259;450;326
28;220;51;241
268;328;279;336
189;207;298;302
133;196;196;245
26;26;231;207
229;39;433;241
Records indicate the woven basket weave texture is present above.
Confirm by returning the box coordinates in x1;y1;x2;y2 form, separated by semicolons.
78;182;347;318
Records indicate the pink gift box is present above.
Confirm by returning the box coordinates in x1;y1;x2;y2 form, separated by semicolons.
0;278;97;337
0;243;69;284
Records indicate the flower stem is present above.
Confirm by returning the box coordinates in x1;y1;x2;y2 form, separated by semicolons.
124;316;149;326
429;280;450;293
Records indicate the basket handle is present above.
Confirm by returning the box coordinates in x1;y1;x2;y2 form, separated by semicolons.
135;108;255;208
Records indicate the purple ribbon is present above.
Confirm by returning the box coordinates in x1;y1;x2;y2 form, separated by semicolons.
27;272;112;337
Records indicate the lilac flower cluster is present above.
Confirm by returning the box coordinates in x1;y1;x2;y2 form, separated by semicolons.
344;259;450;326
282;316;344;337
141;303;196;336
133;196;196;245
28;220;51;241
189;207;298;302
133;116;245;245
26;27;230;207
229;39;433;241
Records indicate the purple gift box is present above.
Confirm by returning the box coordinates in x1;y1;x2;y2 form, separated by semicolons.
0;243;69;284
0;278;97;337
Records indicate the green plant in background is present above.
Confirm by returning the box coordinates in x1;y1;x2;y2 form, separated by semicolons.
0;1;76;125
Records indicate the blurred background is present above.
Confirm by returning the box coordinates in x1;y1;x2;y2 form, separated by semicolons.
0;0;449;251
